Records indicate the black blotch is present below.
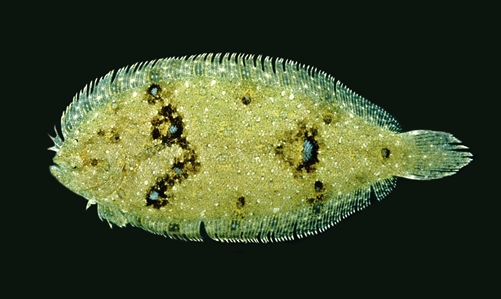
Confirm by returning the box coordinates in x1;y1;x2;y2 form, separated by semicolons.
151;104;184;145
242;93;251;105
184;149;201;173
168;223;180;232
152;128;161;140
145;148;201;209
160;105;175;117
381;148;391;159
90;159;98;166
97;130;105;136
314;181;323;192
236;196;245;209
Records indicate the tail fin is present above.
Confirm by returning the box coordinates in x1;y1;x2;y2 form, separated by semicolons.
401;130;472;180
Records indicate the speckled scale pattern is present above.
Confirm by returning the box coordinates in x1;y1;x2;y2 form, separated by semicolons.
49;53;472;242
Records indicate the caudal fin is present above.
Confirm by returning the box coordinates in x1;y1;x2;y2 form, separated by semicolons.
401;130;472;180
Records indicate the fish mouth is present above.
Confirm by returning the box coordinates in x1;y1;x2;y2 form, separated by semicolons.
49;163;62;177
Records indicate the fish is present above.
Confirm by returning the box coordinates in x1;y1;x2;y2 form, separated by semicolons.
49;53;472;243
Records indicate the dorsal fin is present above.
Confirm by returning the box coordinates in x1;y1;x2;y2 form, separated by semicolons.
335;83;401;133
58;54;399;139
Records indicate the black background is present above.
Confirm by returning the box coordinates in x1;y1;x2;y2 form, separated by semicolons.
6;3;494;297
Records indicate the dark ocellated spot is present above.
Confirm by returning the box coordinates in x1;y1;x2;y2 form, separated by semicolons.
298;132;319;173
90;158;98;166
145;176;170;209
146;84;163;104
381;148;391;159
169;117;183;138
148;84;162;97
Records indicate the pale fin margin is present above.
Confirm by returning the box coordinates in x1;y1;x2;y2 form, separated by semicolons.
96;177;398;242
97;203;204;242
372;177;397;201
96;185;384;243
400;130;472;180
204;186;374;243
335;83;401;133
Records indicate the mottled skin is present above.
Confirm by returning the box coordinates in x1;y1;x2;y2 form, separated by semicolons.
50;54;471;242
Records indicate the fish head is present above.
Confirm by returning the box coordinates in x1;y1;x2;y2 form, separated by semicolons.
50;134;124;201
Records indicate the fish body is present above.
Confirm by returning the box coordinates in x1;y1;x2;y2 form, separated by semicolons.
49;54;472;242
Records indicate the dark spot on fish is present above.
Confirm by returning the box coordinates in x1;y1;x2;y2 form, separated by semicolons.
323;113;333;124
314;181;323;192
147;84;163;104
275;144;284;156
312;203;323;214
169;118;183;138
236;196;245;209
298;133;319;173
381;148;391;159
184;149;201;174
151;104;185;145
97;130;105;136
242;93;251;105
152;128;161;140
90;158;98;166
160;105;175;117
168;223;180;232
306;194;325;213
145;176;171;209
230;220;239;231
111;133;120;142
146;196;168;209
307;194;324;204
148;84;162;97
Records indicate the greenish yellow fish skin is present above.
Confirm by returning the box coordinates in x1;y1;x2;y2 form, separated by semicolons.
49;53;472;243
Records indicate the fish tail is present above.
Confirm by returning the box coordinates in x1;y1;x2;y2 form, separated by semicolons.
401;130;472;180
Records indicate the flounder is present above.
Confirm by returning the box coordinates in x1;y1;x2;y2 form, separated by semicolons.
49;54;472;242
